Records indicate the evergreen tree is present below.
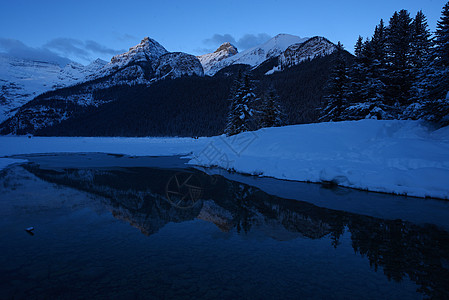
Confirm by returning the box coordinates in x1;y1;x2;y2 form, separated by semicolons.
410;11;432;71
354;35;364;58
348;36;365;104
421;2;449;126
344;31;391;121
435;2;449;68
320;42;350;121
360;37;390;119
260;87;285;128
372;19;388;69
426;1;449;101
405;10;433;118
225;73;260;136
362;22;388;106
385;10;413;107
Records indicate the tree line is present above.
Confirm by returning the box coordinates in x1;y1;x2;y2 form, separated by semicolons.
321;2;449;127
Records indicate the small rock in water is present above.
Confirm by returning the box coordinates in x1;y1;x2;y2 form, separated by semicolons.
25;227;35;235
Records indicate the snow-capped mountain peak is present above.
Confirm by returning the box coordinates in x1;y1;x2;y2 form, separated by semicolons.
260;33;309;57
199;33;309;76
110;37;168;67
214;42;238;54
198;42;238;76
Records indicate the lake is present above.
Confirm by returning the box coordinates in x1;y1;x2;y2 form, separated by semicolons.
0;153;448;299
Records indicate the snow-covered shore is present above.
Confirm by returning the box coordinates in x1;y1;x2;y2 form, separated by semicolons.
190;120;449;199
1;120;448;199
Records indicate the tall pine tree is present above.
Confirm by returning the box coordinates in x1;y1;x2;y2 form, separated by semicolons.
260;87;285;128
225;73;260;136
320;42;350;121
405;10;432;118
347;36;365;104
363;20;388;109
385;10;413;108
421;1;449;126
410;11;432;71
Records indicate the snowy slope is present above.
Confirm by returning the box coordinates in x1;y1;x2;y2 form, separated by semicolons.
200;34;308;76
189;120;449;199
0;54;107;122
1;120;448;199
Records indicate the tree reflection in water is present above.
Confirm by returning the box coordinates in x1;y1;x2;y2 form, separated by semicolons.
24;163;449;299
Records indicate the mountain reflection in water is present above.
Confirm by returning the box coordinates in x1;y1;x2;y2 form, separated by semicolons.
1;154;448;299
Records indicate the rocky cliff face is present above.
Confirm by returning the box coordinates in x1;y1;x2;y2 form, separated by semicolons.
156;52;204;79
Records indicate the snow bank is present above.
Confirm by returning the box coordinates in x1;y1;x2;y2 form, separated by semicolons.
189;120;449;199
1;120;448;199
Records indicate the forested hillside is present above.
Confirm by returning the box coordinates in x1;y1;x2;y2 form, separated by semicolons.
37;51;350;137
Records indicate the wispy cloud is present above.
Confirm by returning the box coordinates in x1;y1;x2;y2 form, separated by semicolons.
203;34;237;47
44;38;125;63
0;38;71;66
113;32;138;42
202;33;272;52
0;37;126;66
44;38;90;60
237;33;272;49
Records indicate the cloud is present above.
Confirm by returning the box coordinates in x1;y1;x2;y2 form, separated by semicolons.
85;40;124;55
113;32;138;42
202;33;272;51
203;34;237;47
0;38;71;66
0;37;126;66
44;38;90;60
44;38;125;62
237;33;272;50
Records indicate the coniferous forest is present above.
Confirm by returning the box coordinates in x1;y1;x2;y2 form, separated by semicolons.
321;5;449;127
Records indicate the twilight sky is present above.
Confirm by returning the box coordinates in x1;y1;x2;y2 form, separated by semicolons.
0;0;446;65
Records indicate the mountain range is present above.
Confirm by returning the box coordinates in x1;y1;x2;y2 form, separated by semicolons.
0;34;341;136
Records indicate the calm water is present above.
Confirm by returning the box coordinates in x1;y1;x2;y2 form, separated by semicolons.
0;153;448;299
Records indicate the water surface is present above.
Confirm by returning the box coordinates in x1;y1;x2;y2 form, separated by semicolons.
1;153;448;299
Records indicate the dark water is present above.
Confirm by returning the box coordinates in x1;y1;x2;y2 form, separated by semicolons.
1;153;449;299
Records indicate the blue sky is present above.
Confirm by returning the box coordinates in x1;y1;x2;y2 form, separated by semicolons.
0;0;446;65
